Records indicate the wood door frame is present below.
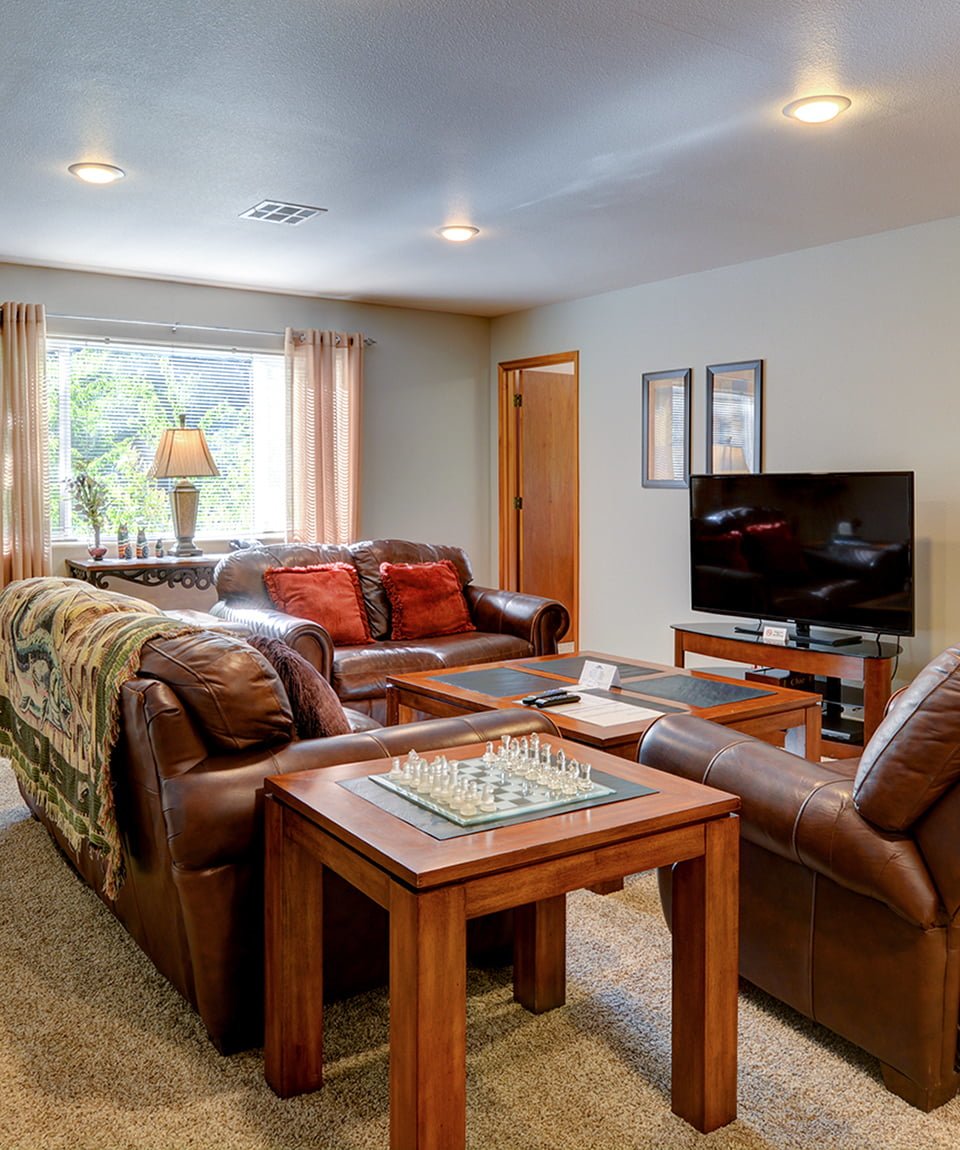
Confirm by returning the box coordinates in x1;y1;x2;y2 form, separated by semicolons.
498;351;579;641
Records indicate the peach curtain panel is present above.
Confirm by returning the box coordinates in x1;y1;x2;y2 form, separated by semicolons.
284;328;363;545
0;302;51;587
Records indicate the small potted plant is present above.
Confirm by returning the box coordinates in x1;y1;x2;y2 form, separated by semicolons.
65;461;111;559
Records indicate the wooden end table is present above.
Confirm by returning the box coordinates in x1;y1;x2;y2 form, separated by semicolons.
264;738;740;1146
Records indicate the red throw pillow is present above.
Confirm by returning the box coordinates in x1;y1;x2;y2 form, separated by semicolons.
262;563;372;645
379;559;475;640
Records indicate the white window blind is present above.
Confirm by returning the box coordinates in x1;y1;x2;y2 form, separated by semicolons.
47;338;286;540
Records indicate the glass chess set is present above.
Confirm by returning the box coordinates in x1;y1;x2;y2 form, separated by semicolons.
371;733;614;827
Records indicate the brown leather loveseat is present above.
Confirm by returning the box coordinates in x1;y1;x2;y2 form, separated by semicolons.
7;597;559;1053
210;539;570;722
639;644;960;1110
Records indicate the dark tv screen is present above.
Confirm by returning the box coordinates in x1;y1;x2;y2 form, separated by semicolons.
689;471;915;636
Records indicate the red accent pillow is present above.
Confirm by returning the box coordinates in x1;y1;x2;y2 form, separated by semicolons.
262;563;372;645
379;559;475;640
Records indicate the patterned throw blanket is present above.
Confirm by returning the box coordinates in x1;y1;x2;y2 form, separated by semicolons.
0;577;196;897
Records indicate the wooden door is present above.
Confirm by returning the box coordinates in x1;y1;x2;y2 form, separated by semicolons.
499;353;579;645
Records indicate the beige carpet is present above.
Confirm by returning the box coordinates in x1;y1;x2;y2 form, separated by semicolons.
1;760;957;1150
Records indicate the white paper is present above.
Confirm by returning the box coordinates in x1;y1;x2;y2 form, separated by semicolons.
548;694;661;727
762;624;789;646
578;659;621;690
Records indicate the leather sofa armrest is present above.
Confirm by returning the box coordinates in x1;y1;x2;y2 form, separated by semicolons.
155;707;559;871
209;600;334;679
464;585;570;653
273;707;560;775
638;715;941;928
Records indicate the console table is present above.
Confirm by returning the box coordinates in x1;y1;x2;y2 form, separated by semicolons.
673;622;901;758
65;554;227;591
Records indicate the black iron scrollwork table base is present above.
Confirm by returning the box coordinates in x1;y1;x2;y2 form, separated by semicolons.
65;555;228;592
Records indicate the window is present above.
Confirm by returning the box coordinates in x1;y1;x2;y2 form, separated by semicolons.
47;339;286;540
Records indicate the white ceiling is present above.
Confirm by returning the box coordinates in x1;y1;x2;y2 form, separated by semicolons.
5;1;960;317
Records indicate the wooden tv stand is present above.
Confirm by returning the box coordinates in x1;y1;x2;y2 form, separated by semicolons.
673;622;901;758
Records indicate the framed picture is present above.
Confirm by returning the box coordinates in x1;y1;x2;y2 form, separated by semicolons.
641;368;690;488
706;359;763;473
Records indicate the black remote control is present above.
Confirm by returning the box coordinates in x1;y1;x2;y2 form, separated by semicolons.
533;693;580;708
521;687;570;704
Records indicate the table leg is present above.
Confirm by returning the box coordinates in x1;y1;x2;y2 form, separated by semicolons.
803;704;821;761
513;895;566;1013
264;798;326;1098
863;659;893;742
386;685;399;725
669;815;739;1132
390;883;467;1150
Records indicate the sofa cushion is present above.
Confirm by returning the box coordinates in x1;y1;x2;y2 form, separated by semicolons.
379;559;475;640
246;635;351;738
139;631;295;750
263;563;372;645
333;631;534;703
854;644;960;831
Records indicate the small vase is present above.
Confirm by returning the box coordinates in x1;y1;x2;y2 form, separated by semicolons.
87;546;107;560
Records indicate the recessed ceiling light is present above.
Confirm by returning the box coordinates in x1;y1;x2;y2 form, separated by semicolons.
439;225;480;243
782;95;851;124
68;162;126;184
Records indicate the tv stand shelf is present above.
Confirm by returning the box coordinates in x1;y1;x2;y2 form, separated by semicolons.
672;622;901;758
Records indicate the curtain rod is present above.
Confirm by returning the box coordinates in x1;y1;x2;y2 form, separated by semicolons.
47;313;376;346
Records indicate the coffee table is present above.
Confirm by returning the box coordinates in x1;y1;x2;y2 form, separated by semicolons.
386;650;821;761
264;736;740;1146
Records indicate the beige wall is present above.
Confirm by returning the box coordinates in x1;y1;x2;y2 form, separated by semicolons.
490;216;960;681
0;263;495;603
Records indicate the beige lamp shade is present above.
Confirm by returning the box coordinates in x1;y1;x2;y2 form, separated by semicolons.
712;442;748;474
147;415;220;480
148;415;219;556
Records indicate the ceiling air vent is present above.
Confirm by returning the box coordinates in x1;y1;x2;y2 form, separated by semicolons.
240;200;327;225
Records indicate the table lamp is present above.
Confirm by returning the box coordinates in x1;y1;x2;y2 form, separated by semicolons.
148;415;220;556
712;441;748;474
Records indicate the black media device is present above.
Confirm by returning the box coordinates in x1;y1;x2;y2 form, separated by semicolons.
533;693;580;708
689;471;915;646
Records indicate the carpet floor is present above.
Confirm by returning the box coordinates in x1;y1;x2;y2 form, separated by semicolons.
1;760;957;1150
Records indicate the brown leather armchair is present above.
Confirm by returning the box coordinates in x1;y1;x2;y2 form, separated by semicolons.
638;645;960;1111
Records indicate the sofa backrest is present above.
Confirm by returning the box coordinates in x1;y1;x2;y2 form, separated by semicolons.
214;538;474;640
853;644;960;833
214;543;355;606
347;539;473;639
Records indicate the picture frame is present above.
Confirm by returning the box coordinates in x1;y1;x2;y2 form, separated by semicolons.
705;359;763;474
641;368;690;488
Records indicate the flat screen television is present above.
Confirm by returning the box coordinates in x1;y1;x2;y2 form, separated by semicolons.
689;471;915;645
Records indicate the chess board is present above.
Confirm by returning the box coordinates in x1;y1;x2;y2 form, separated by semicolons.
372;755;615;827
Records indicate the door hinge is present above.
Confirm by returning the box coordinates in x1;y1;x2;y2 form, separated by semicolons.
514;495;523;510
513;393;523;407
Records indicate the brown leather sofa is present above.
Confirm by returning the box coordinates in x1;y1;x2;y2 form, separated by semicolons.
13;620;559;1054
210;539;570;722
639;644;960;1110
